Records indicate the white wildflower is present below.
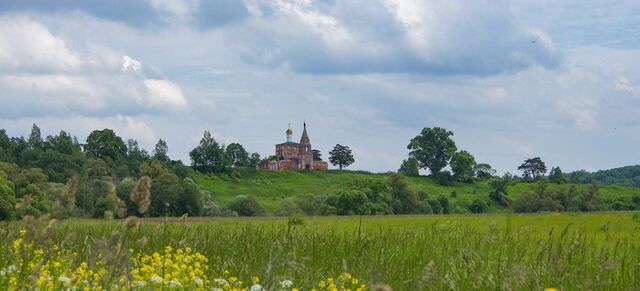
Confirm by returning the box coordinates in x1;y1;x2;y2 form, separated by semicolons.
250;284;264;291
193;276;204;285
168;279;182;287
280;279;294;289
7;265;17;272
0;270;5;276
215;278;228;286
134;280;146;287
58;276;72;283
150;275;163;284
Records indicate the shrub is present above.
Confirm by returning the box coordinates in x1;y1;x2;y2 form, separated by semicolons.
469;199;488;213
275;198;303;216
227;195;266;216
427;199;443;214
435;171;454;186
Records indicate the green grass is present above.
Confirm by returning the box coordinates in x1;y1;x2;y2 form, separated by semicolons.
3;212;640;289
195;170;640;213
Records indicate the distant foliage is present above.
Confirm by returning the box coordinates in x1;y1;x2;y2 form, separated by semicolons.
450;150;476;182
189;131;227;173
469;199;488;213
548;167;567;184
408;127;457;175
518;157;547;181
568;165;640;187
228;195;266;216
329;144;355;170
85;129;127;160
398;157;420;177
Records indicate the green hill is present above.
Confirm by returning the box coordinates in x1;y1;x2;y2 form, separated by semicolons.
195;170;640;214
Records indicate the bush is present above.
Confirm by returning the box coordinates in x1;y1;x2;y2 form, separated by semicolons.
227;195;266;216
435;171;454;186
427;199;443;214
468;199;488;213
275;198;303;216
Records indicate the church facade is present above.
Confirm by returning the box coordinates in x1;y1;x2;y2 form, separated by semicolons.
259;123;328;171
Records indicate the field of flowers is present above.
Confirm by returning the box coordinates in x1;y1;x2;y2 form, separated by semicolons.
2;212;640;290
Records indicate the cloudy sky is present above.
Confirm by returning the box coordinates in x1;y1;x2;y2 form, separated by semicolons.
0;0;638;174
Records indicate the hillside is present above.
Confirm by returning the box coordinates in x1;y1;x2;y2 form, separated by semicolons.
195;170;640;214
569;165;640;187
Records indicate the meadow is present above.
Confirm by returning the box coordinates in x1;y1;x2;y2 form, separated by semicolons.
3;212;640;290
195;170;640;213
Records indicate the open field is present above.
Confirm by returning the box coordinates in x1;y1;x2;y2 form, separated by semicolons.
3;212;640;289
195;170;640;213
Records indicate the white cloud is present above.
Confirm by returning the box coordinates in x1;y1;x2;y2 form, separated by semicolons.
144;79;187;107
0;15;187;118
0;15;81;73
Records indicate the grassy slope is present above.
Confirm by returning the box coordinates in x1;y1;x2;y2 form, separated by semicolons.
195;170;640;214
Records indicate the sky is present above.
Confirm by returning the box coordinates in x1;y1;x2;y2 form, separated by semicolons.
0;0;639;174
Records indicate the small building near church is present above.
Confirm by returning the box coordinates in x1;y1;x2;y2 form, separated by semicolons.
259;123;328;170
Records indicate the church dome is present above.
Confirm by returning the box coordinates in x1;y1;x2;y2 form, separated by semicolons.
286;128;293;135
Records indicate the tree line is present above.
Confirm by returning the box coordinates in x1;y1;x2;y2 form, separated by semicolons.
0;125;273;220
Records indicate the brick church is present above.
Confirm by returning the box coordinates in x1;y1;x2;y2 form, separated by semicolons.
259;123;329;170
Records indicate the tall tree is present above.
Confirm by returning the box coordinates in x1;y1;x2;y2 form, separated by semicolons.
388;173;421;214
127;139;149;160
248;153;261;168
398;157;420;177
474;163;496;179
450;150;476;182
85;129;126;160
518;157;547;180
548;166;567;184
153;139;169;162
189;131;227;173
407;127;457;175
329;144;354;170
28;124;43;149
312;149;323;161
225;143;249;167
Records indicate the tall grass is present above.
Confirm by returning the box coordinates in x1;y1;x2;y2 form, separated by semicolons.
2;213;640;289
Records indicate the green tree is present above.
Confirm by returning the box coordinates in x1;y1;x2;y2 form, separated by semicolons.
228;195;266;216
469;199;488;213
190;131;227;173
127;139;148;159
153;139;170;162
518;157;547;180
85;129;127;160
0;171;17;220
28;124;43;149
225;143;249;167
489;176;510;207
149;171;182;216
548;166;567;184
329;144;354;170
407;127;457;175
398;157;420;177
450;150;476;182
437;195;451;214
474;163;495;179
312;149;323;161
328;189;371;215
274;198;303;216
248;153;261;168
179;178;203;216
388;173;422;214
